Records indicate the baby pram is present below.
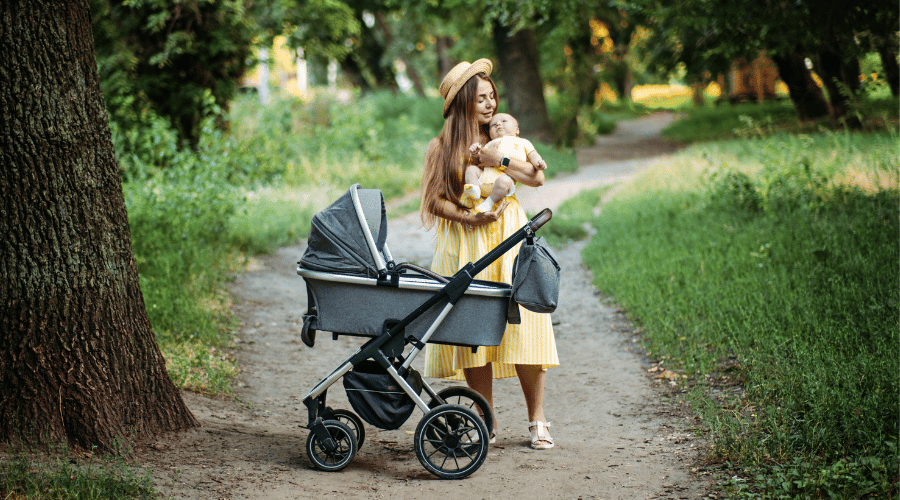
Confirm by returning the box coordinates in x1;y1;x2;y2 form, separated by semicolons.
297;184;552;479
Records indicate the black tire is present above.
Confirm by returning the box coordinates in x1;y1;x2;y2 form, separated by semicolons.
328;409;365;450
301;315;316;347
429;386;494;435
414;404;489;479
306;420;357;472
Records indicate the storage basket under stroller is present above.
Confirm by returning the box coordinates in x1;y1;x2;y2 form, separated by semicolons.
296;184;552;479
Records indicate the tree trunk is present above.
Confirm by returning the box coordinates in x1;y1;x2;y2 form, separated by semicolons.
817;48;862;126
435;36;456;80
0;0;198;452
878;44;899;97
770;52;831;121
492;24;553;143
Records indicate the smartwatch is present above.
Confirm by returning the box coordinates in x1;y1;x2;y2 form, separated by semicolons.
499;156;510;171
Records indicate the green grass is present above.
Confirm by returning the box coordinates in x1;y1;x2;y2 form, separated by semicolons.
0;445;155;500
663;96;900;144
569;129;899;498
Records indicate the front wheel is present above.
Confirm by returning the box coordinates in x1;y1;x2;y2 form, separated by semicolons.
414;404;489;479
301;315;317;347
306;420;357;472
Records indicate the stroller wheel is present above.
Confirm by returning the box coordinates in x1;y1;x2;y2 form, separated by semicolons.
429;386;494;437
306;420;357;472
301;316;316;348
327;409;365;450
414;404;489;479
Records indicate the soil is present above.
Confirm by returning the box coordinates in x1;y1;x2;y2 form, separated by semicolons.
138;112;722;499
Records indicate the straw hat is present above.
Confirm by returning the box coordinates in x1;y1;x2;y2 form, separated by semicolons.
439;58;493;117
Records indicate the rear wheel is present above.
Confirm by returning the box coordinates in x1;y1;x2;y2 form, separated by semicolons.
429;386;494;436
414;404;489;479
306;420;357;472
327;409;365;450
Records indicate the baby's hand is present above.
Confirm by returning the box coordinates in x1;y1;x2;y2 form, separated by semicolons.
469;143;483;155
530;153;547;171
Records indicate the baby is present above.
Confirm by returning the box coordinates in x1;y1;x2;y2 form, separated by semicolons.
462;113;547;213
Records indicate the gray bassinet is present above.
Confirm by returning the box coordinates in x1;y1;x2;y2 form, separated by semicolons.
298;184;511;348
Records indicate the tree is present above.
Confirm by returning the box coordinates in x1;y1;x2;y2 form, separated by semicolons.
92;0;258;146
0;0;198;451
493;25;553;142
621;0;897;123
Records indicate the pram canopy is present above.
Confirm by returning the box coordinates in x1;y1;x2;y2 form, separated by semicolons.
300;185;388;277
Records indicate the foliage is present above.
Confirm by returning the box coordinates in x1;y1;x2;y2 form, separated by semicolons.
574;129;898;497
92;0;258;146
119;116;246;395
258;0;360;61
619;0;899;122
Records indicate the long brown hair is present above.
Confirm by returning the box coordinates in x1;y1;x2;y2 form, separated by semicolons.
420;73;495;229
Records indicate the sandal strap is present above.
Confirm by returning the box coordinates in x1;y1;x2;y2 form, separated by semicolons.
528;421;553;440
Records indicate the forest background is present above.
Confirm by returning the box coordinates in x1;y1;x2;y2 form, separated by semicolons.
1;0;898;499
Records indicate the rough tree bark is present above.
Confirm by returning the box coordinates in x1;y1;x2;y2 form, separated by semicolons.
0;0;198;451
492;24;553;143
770;52;832;122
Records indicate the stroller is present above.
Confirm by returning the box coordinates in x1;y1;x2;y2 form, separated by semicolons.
296;184;551;479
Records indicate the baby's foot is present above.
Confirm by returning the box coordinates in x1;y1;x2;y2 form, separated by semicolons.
475;198;495;213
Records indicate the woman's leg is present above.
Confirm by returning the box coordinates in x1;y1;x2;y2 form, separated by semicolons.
515;364;552;447
463;363;494;425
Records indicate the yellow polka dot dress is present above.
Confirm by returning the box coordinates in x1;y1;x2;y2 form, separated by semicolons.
424;195;559;380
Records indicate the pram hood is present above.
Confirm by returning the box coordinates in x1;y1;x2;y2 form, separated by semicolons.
300;184;388;276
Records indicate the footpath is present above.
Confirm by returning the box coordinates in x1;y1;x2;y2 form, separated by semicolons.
140;112;718;500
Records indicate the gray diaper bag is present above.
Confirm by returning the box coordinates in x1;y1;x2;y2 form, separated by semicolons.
507;236;560;323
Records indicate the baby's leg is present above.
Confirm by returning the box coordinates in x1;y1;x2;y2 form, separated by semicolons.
493;173;515;198
465;165;483;185
476;173;515;212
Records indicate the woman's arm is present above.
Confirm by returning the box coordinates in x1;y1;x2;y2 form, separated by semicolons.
475;141;545;187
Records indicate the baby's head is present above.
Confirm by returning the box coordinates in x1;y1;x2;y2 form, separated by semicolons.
488;113;519;140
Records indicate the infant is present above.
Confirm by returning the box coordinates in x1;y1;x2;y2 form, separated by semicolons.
462;113;547;213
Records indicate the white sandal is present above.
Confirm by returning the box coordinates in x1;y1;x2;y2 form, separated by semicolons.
528;421;554;450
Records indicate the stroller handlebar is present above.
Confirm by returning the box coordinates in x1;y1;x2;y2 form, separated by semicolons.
528;209;553;232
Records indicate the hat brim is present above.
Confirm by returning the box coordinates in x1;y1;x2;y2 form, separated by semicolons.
443;58;493;117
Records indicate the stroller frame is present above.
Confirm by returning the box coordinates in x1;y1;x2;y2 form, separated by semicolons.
298;184;551;479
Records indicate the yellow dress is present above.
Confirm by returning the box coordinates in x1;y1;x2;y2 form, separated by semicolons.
423;192;559;380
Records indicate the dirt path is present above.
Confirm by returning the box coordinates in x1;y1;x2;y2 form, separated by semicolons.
140;112;717;499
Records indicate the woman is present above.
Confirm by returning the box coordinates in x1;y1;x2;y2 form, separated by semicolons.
421;59;558;450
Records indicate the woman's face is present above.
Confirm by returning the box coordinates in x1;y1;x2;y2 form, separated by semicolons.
473;78;496;126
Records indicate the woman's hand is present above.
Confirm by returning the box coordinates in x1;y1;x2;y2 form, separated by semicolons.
464;200;509;227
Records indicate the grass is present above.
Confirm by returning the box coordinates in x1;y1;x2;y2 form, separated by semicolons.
0;443;156;500
663;96;900;144
567;126;898;498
